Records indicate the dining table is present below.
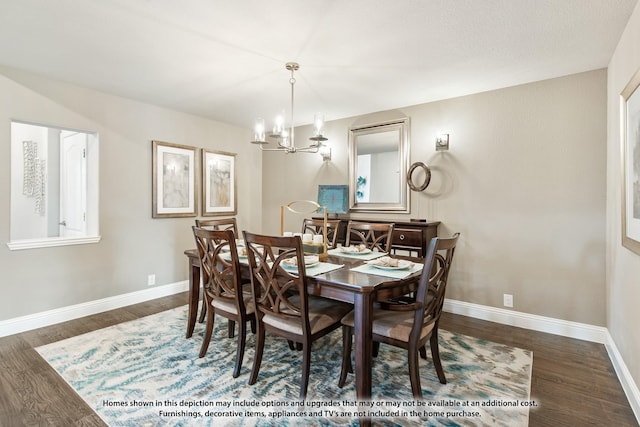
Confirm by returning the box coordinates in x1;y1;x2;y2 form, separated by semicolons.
184;246;423;427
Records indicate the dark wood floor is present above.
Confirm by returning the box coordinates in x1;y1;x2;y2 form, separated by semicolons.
0;292;637;426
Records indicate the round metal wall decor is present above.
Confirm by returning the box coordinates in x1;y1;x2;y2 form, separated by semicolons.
407;162;431;192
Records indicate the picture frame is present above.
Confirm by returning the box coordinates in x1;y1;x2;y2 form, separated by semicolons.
201;149;237;216
621;69;640;255
152;140;197;218
317;184;348;214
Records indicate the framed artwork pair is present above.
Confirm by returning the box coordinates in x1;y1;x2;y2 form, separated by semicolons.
151;140;236;218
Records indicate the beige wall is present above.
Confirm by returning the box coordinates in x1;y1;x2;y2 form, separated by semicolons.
0;66;261;321
607;0;640;398
262;69;607;326
0;61;612;333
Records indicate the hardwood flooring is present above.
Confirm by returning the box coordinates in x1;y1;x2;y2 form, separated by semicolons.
0;292;637;426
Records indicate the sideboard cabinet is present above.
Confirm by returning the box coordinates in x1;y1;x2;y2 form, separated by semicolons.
316;217;440;257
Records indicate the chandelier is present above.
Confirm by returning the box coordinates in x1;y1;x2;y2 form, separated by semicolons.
250;62;328;154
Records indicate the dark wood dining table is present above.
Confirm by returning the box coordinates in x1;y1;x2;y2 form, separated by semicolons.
184;248;421;427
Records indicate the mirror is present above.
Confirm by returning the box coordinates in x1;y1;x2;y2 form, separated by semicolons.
8;120;100;250
348;118;410;212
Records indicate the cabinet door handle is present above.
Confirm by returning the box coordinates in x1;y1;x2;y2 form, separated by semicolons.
399;234;405;241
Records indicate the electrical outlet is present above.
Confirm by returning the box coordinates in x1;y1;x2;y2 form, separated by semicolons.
503;293;513;308
147;274;156;286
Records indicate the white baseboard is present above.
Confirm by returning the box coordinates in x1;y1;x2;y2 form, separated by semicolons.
443;298;639;424
0;280;188;338
443;298;609;343
605;331;640;423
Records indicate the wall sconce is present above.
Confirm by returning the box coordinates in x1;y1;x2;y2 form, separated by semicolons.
319;145;331;161
436;133;449;151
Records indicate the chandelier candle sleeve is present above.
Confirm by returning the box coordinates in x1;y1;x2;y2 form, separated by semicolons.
313;113;325;140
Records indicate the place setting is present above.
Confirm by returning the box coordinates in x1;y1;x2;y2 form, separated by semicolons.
327;244;388;261
281;254;344;277
349;255;423;279
219;245;250;264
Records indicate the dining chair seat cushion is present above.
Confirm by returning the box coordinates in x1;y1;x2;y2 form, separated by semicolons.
262;295;352;336
211;290;255;315
342;308;434;343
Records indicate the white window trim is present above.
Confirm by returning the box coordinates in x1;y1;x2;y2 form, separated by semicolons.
6;235;101;251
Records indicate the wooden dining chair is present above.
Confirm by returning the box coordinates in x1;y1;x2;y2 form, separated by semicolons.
196;217;239;237
345;221;394;252
301;218;342;249
243;231;353;399
338;233;460;398
192;226;255;378
195;218;241;323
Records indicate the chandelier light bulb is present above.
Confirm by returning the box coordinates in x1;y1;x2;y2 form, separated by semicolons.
273;112;285;136
279;129;290;148
314;113;325;137
253;118;265;143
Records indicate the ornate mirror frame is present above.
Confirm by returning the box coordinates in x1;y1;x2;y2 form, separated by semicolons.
348;118;410;213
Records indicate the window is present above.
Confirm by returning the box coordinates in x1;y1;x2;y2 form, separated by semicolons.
8;121;100;250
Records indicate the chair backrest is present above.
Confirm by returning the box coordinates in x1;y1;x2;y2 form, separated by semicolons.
192;226;245;312
411;233;460;342
195;218;239;238
242;231;311;335
345;221;394;252
301;218;342;249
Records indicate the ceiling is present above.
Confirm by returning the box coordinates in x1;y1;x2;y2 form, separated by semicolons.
0;0;636;130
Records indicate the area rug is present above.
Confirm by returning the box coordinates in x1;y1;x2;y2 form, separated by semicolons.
36;306;533;426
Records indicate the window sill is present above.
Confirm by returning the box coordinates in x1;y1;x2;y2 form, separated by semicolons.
6;236;102;251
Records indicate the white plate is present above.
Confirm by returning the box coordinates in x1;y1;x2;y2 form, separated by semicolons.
368;259;413;270
283;261;319;270
283;255;319;269
339;246;372;255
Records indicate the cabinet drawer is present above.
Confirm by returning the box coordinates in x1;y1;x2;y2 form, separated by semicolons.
391;228;422;248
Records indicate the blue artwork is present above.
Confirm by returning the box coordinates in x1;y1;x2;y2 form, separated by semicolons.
317;185;348;214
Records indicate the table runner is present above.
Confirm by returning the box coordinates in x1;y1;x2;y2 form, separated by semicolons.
350;262;423;279
220;253;343;277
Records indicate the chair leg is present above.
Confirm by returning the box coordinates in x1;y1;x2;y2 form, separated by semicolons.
198;298;207;323
250;318;256;334
300;342;311;400
430;332;447;384
408;345;423;399
338;325;352;388
248;324;265;386
419;345;427;360
288;340;296;350
372;341;380;357
228;320;236;338
199;306;215;358
233;320;247;378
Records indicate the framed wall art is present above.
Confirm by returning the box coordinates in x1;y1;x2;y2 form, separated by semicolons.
621;68;640;255
317;184;348;214
201;149;237;216
152;140;197;218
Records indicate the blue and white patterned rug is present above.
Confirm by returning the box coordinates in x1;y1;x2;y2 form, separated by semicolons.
36;306;533;426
